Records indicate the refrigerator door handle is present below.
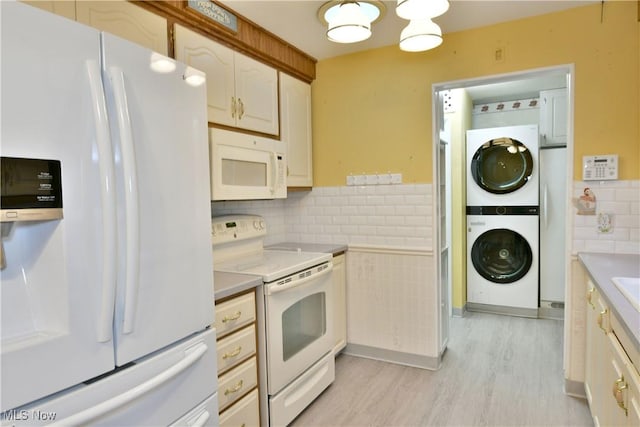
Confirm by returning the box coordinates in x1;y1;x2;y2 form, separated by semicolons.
109;66;141;335
543;184;549;229
48;342;209;427
192;410;211;427
86;60;117;343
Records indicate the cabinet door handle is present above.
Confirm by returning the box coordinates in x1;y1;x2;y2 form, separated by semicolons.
224;379;244;396
238;98;245;119
222;311;242;323
586;288;595;309
222;346;242;360
231;96;236;118
612;377;628;415
597;308;608;333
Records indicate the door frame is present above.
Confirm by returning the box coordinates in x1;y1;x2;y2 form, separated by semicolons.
431;63;575;378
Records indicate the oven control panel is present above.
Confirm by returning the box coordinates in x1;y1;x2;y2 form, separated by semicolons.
212;214;267;246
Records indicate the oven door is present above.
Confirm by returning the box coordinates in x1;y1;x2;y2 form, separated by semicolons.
264;261;333;395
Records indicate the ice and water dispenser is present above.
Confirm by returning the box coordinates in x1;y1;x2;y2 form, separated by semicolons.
0;156;63;269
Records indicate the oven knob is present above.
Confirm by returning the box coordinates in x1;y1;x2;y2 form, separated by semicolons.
253;220;260;230
259;220;265;230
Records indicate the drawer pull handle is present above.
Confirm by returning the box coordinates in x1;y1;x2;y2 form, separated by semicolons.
222;311;242;323
224;380;244;396
612;377;628;415
222;346;242;360
597;308;608;333
586;288;595;309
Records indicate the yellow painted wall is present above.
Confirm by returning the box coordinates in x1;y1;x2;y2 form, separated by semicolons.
312;1;639;186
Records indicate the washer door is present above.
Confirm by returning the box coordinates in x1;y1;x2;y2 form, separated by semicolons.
471;137;534;194
471;228;533;284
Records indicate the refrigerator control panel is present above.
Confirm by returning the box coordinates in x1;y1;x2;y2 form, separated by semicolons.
583;154;618;181
1;156;63;222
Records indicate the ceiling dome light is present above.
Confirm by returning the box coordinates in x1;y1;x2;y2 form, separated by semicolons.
396;0;449;20
399;19;443;52
327;2;372;43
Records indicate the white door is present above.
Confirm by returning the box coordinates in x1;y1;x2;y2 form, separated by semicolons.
101;33;214;366
1;3;115;410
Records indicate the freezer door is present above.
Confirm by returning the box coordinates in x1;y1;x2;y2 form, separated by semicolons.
100;33;214;365
0;3;116;411
0;330;218;427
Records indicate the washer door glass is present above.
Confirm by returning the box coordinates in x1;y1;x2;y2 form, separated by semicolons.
471;137;534;194
471;228;533;284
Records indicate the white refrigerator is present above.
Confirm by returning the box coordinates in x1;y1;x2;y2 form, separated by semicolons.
1;2;218;425
539;145;567;304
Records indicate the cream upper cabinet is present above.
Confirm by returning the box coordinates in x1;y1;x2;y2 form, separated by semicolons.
174;24;279;136
21;1;76;20
539;88;567;146
76;1;168;55
280;73;313;187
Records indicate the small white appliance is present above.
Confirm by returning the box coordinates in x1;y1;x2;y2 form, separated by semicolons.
467;207;539;316
211;215;334;427
466;125;539;207
1;3;217;424
209;128;287;201
540;146;567;305
582;154;619;181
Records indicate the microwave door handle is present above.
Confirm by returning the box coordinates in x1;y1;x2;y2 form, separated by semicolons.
108;67;140;335
86;60;117;343
270;152;277;195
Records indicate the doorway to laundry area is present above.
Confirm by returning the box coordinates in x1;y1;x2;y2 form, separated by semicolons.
431;64;575;379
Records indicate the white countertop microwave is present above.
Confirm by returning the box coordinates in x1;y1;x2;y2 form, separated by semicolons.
209;128;286;200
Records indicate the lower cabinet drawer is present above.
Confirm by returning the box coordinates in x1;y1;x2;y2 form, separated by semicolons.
217;325;256;374
219;388;259;427
218;357;258;412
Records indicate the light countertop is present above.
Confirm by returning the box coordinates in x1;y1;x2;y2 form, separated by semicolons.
213;271;262;301
578;252;640;349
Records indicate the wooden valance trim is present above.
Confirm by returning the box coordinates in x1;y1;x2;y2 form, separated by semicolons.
133;0;317;82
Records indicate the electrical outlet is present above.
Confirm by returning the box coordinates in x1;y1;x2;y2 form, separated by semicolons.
377;173;391;185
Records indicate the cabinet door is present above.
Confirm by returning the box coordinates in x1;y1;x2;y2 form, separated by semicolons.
585;282;608;425
332;253;347;354
539;88;567;146
174;25;236;127
21;0;76;20
604;334;632;426
280;73;313;187
234;53;279;135
76;0;168;55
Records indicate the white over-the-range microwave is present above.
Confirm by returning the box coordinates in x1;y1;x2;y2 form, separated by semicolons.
209;128;287;200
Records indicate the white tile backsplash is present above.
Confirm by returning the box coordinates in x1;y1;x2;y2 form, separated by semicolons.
212;184;434;248
210;180;639;255
572;180;640;254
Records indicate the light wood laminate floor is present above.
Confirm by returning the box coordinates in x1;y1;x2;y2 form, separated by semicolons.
291;312;593;427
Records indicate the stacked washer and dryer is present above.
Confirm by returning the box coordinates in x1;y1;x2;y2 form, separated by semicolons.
466;125;540;318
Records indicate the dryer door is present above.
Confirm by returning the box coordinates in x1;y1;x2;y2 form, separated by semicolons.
470;137;534;194
471;228;533;284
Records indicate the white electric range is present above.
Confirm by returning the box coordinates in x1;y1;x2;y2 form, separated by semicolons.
211;215;335;427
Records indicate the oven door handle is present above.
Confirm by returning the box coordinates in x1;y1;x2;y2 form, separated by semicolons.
266;264;333;295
